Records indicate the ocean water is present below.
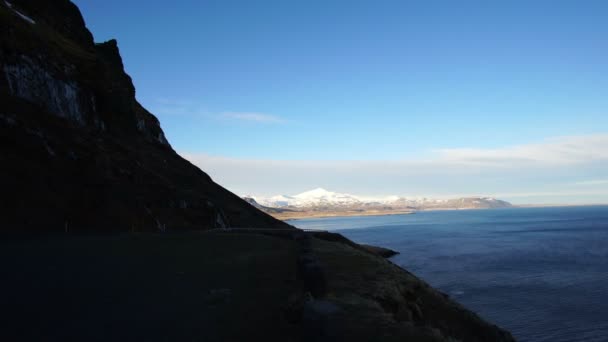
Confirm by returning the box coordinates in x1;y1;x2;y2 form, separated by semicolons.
292;206;608;342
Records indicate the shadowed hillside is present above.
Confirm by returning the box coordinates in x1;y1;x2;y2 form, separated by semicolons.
0;0;289;232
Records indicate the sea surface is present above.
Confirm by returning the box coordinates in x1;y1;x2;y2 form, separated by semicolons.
292;206;608;342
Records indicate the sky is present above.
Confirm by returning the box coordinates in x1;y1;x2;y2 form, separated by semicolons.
73;0;608;204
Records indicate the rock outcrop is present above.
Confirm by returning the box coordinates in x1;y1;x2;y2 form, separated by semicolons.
0;0;290;232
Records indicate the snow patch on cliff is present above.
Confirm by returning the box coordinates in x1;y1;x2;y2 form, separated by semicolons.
4;1;36;24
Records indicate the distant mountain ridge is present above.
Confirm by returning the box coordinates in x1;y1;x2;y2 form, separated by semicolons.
242;197;295;214
249;188;512;211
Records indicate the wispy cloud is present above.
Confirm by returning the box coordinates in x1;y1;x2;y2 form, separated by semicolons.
220;112;286;123
154;98;193;107
148;99;287;124
435;134;608;166
574;179;608;186
151;98;205;117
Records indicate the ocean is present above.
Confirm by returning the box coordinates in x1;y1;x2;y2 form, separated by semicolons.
292;206;608;342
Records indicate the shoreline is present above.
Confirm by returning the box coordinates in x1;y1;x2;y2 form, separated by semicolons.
275;210;415;221
274;203;608;221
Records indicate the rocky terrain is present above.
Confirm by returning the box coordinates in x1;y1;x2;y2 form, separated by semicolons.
0;0;288;232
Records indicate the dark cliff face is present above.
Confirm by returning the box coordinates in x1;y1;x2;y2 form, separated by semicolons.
0;0;290;232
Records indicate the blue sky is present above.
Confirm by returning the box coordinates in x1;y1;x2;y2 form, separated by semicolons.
73;0;608;203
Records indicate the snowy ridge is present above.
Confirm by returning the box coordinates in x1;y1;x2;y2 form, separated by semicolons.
250;188;511;210
254;188;361;208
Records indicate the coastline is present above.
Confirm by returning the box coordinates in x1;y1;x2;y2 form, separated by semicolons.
274;206;503;221
275;210;415;221
275;203;608;221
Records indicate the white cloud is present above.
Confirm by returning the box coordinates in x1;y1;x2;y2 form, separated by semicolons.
573;179;608;186
220;112;286;123
150;98;205;117
179;134;608;204
490;189;608;198
148;99;286;124
435;134;608;166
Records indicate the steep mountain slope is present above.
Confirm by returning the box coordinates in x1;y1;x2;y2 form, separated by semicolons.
0;0;289;232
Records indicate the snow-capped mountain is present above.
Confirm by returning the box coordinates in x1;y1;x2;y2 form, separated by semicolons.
249;188;512;210
254;188;361;208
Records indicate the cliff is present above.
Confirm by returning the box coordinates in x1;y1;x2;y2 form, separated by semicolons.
0;0;289;232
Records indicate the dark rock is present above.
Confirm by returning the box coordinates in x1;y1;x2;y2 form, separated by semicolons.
298;253;316;265
360;244;400;258
395;305;413;322
304;299;340;316
299;258;327;298
302;300;341;341
410;302;424;320
6;0;94;47
205;288;232;306
311;231;399;258
283;291;313;323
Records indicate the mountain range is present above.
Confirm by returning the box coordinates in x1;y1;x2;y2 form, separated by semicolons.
247;188;512;211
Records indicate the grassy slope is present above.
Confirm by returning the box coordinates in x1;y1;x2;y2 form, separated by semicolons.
312;238;515;342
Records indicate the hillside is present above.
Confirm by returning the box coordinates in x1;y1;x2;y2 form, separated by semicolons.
0;0;289;232
1;231;514;342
